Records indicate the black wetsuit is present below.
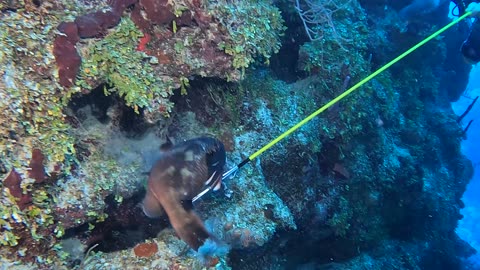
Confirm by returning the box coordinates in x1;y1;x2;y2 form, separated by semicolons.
454;0;480;63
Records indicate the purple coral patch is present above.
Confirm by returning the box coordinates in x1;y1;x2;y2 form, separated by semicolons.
4;170;32;210
54;22;81;88
141;0;175;25
75;13;105;38
57;22;79;43
54;0;138;87
131;0;175;30
111;0;138;14
54;34;81;88
28;149;46;183
75;10;122;38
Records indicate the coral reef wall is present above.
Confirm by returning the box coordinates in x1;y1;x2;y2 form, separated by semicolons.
1;0;287;267
0;0;476;269
245;0;474;268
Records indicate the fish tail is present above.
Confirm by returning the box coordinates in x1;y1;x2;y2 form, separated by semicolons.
160;193;211;250
173;210;211;250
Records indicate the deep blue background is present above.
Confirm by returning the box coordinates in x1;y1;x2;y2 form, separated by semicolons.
453;65;480;266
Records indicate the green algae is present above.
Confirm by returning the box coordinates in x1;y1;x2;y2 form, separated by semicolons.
213;0;286;70
75;18;175;116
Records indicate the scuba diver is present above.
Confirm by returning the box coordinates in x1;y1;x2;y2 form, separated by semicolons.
401;0;480;63
454;0;480;63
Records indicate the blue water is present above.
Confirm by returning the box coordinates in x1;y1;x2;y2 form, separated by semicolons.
453;65;480;267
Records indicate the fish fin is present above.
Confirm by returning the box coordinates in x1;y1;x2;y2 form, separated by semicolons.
203;138;224;155
180;200;194;212
142;190;164;218
204;171;216;186
213;176;222;191
175;210;211;251
156;188;211;251
205;139;226;183
160;136;174;152
166;202;210;250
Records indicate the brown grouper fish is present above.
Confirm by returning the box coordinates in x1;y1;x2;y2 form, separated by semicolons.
142;137;226;251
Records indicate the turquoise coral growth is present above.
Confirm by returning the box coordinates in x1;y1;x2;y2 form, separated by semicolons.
212;0;286;70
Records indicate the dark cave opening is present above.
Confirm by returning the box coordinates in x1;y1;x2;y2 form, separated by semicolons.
268;0;310;83
67;84;113;124
227;228;362;270
66;83;152;137
62;84;171;264
169;76;243;130
31;0;42;8
62;191;168;267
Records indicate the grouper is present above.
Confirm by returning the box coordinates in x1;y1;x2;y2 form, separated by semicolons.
142;136;226;250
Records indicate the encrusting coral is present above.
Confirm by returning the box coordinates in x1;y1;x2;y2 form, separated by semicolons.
0;0;287;266
1;0;474;268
